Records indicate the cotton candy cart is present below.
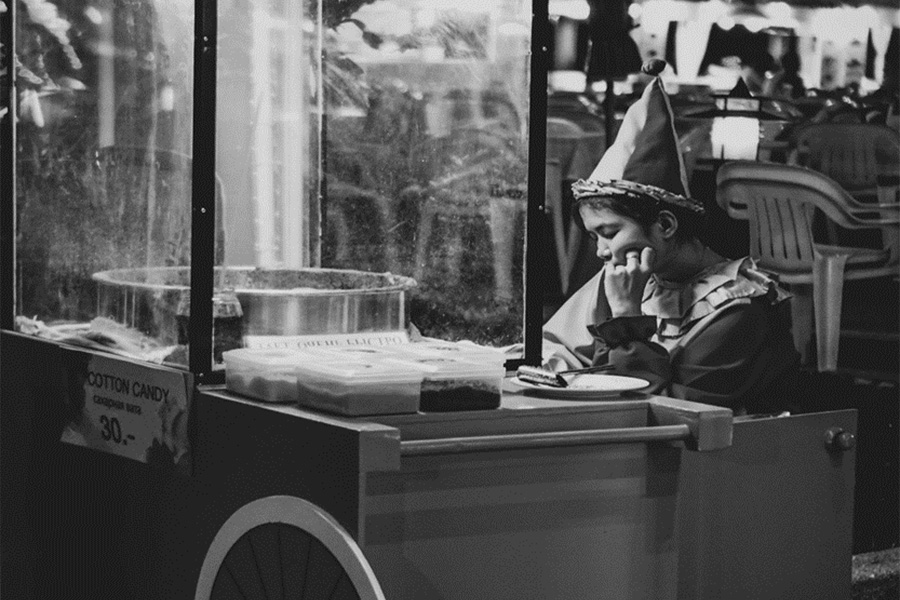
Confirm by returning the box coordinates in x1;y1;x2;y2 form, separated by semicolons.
1;332;857;600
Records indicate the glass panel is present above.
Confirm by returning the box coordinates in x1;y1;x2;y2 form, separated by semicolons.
320;0;532;349
219;0;315;270
217;0;329;352
15;0;196;365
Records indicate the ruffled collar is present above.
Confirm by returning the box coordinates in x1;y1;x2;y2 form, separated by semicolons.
642;257;790;339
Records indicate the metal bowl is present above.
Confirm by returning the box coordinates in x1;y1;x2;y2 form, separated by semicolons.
92;266;417;343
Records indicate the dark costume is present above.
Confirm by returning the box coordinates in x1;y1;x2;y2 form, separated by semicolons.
543;257;798;413
542;59;799;414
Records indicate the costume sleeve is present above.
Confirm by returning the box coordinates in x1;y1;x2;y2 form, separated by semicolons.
667;299;797;411
541;269;612;370
589;316;672;394
592;299;794;411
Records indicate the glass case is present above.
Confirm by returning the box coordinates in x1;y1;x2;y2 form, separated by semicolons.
4;0;538;377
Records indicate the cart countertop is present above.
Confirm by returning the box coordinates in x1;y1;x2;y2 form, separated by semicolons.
201;378;733;453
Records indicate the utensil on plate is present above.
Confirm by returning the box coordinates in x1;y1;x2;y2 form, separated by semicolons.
515;364;614;388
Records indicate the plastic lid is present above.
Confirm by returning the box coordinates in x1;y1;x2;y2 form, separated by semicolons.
314;346;402;360
222;348;316;370
294;358;425;385
387;355;506;379
386;341;507;365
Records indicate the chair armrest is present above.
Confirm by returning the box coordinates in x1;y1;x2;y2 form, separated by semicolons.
840;213;900;228
717;160;900;230
845;191;899;220
846;205;900;215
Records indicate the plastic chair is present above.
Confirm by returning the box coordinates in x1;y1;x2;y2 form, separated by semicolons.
549;111;606;178
546;117;588;296
546;117;584;178
548;107;606;134
788;123;900;200
716;161;899;372
544;158;569;294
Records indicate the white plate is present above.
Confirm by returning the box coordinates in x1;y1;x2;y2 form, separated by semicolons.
510;374;650;399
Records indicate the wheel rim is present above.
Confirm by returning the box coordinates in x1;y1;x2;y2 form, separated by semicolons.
195;496;385;600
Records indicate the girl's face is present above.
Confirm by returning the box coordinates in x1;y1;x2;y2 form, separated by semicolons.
580;205;661;267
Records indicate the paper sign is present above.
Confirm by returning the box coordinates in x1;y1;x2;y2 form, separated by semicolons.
60;349;191;468
243;331;410;351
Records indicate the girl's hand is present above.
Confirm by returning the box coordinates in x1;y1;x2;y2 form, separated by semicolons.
603;247;655;317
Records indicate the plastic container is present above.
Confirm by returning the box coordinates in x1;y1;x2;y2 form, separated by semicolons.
310;345;403;361
388;355;505;412
222;348;314;403
293;359;424;416
386;339;508;367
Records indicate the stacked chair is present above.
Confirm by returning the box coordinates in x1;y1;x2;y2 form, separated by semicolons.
716;160;899;372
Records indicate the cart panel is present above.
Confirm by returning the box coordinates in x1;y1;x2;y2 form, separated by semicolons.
363;443;684;599
360;410;856;600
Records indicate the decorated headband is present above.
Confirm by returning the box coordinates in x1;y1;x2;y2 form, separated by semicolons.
571;178;705;214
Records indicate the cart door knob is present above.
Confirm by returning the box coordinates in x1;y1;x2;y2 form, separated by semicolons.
824;427;856;451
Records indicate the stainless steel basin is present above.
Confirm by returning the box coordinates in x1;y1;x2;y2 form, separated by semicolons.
92;266;416;344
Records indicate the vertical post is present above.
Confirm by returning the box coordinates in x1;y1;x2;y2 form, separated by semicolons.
97;6;115;147
310;0;324;269
0;0;16;330
603;77;616;146
281;2;307;268
524;0;550;366
250;7;275;266
189;0;218;382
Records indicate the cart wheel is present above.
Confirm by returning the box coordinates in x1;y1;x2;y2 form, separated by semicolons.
195;496;386;600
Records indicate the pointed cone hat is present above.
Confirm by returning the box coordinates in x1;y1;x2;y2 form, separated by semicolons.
573;59;703;214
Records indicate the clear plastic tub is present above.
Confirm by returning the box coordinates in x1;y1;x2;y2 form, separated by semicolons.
222;348;315;403
388;355;505;412
310;345;403;361
386;339;508;367
293;359;424;416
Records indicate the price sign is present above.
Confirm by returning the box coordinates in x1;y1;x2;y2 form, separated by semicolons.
60;349;191;467
243;331;410;351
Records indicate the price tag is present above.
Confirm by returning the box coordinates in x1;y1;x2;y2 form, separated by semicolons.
60;349;191;467
243;331;410;351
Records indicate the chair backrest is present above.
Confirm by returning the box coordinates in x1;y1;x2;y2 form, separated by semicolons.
546;117;584;177
789;123;900;193
549;108;605;133
716;161;868;276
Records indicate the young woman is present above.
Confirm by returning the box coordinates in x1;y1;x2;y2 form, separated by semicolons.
543;179;800;415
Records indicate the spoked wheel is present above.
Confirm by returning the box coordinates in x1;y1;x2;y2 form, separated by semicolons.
195;496;386;600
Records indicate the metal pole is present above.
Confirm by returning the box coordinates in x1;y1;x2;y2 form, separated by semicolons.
0;0;16;329
400;424;691;456
604;76;616;146
524;0;551;368
189;0;219;383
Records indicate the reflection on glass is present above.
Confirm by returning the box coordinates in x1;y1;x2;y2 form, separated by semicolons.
13;0;533;368
219;0;314;269
14;0;196;364
321;0;532;348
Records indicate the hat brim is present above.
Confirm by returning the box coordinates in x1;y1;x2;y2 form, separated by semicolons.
572;179;705;214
